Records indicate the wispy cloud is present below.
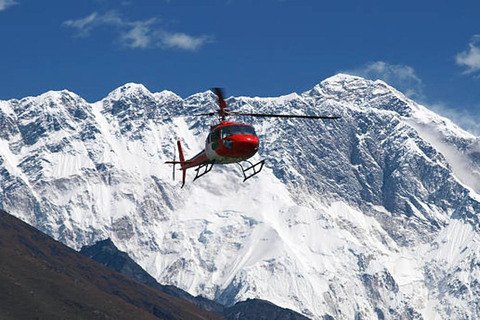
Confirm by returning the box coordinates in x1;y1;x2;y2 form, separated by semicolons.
63;11;213;51
456;35;480;75
345;61;424;99
121;18;158;49
0;0;18;11
63;12;102;35
160;31;214;50
426;101;480;136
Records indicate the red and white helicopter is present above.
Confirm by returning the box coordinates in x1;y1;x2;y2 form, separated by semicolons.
166;88;339;187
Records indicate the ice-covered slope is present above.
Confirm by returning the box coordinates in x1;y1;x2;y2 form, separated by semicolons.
1;74;480;319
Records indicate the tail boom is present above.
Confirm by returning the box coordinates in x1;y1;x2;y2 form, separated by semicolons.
165;139;210;187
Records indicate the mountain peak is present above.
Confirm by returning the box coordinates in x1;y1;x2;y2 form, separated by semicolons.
323;72;366;83
154;90;183;105
15;89;85;108
317;73;383;93
105;83;153;101
307;73;423;118
308;73;372;99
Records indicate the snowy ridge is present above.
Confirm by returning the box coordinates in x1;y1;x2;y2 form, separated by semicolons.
1;74;480;319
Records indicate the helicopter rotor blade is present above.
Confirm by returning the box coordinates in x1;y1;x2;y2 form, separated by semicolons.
193;112;217;116
212;88;228;119
193;88;340;120
229;112;340;119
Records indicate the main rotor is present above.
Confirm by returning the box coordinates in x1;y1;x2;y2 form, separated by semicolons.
198;88;340;122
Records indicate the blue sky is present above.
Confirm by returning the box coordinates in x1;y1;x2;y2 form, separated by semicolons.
1;1;480;132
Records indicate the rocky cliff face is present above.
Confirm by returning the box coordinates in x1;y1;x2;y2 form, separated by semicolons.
1;74;479;319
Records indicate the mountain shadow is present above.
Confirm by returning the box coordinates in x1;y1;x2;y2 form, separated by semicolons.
81;238;310;320
0;209;222;320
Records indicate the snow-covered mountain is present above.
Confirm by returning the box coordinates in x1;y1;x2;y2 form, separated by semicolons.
1;74;480;319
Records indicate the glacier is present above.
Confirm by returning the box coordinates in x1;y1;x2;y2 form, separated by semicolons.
1;74;480;319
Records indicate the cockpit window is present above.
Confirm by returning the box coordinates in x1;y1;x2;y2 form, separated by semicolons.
209;128;220;142
220;125;256;139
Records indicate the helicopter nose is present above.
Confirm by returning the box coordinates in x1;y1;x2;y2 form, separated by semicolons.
227;135;259;157
242;135;259;152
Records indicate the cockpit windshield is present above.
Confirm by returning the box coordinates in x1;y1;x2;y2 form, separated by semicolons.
220;125;256;139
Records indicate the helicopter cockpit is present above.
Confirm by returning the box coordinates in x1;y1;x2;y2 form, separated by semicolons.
208;124;257;150
220;125;257;139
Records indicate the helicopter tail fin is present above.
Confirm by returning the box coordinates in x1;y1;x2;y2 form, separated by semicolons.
165;139;189;188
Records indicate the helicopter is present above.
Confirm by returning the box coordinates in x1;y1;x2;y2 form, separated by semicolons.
165;88;339;187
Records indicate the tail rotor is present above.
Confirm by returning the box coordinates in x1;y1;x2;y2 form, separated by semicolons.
165;139;189;188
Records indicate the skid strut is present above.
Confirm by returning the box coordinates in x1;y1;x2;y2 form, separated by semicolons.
238;160;265;182
193;161;215;182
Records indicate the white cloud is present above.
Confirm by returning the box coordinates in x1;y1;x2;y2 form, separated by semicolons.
0;0;18;11
456;35;480;74
121;18;157;49
63;11;124;36
63;11;212;51
160;32;213;51
63;12;100;35
345;61;424;99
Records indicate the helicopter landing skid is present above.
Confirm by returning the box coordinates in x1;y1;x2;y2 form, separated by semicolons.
193;161;215;182
238;159;265;182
